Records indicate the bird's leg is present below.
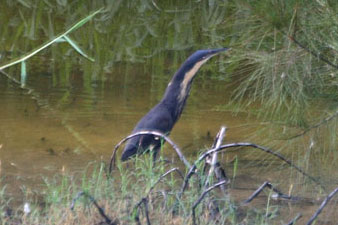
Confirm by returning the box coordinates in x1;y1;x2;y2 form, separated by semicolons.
152;149;158;165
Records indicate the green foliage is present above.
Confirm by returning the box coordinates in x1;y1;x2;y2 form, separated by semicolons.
0;160;272;224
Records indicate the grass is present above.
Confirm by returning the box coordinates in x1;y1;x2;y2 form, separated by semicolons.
1;158;283;225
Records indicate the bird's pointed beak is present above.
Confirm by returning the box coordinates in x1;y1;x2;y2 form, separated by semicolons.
209;47;230;55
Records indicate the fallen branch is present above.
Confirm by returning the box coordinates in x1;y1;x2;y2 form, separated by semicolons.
70;191;116;225
242;181;300;204
191;180;227;225
306;187;338;225
109;131;191;173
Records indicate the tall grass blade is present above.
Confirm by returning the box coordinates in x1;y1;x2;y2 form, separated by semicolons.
20;61;27;87
0;8;102;71
55;37;66;43
64;35;95;62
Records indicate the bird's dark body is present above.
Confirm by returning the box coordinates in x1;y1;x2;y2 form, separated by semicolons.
121;48;228;161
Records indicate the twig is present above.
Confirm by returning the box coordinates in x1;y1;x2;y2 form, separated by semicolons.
288;35;338;69
204;127;228;194
132;168;182;225
285;213;302;225
242;181;300;204
306;187;338;225
218;143;321;187
191;180;227;225
109;131;191;173
286;110;338;140
70;191;115;225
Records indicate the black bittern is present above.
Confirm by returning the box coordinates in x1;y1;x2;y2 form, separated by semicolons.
121;48;229;161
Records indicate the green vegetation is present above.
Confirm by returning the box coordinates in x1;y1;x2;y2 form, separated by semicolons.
0;0;337;224
1;0;336;127
0;160;281;225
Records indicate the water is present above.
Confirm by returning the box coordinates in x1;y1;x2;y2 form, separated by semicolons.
0;1;337;223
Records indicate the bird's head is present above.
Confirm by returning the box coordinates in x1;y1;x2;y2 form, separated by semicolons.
172;48;229;103
185;48;229;67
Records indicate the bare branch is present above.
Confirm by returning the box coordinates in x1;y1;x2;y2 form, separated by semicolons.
306;187;338;225
109;131;191;173
218;143;321;188
179;142;323;199
204;127;228;194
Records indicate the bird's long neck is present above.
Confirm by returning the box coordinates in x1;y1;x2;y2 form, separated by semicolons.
160;58;209;122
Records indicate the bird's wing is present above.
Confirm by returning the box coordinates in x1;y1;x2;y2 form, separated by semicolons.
134;104;173;134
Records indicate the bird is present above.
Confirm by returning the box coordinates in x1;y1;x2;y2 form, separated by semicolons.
121;48;229;161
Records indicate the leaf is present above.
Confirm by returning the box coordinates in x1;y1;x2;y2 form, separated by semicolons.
0;8;103;70
64;35;95;62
